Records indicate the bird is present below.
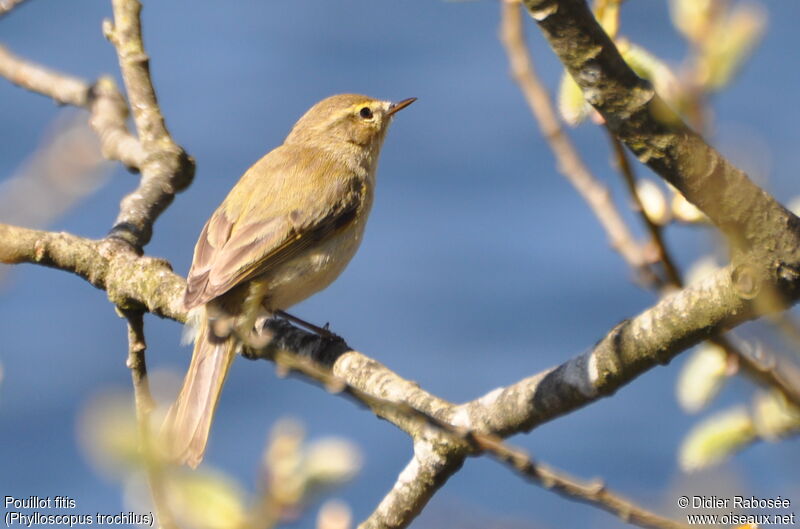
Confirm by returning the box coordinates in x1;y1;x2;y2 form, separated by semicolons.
162;93;416;467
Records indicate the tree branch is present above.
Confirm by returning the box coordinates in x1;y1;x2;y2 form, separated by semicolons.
458;265;750;436
0;45;145;168
103;0;194;249
0;44;87;106
607;125;800;408
105;0;170;149
4;3;799;526
605;127;681;286
498;0;658;286
246;321;687;529
1;221;692;528
520;0;800;267
359;445;463;529
122;311;178;529
0;223;185;319
508;0;800;409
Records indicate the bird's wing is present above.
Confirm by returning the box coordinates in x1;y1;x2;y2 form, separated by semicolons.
183;147;364;309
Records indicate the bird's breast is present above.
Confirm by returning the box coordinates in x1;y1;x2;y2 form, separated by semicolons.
263;206;371;311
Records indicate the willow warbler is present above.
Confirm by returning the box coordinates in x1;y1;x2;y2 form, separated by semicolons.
163;93;415;467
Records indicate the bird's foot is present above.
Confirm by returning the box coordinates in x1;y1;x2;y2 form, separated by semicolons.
275;310;342;341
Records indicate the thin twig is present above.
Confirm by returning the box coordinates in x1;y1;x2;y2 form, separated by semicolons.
123;310;178;529
483;444;689;529
499;0;657;285
90;77;147;169
106;0;172;149
0;44;87;105
713;334;800;407
0;44;146;168
768;312;800;356
606;128;681;287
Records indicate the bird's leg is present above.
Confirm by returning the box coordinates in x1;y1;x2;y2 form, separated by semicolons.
275;309;341;341
234;280;275;348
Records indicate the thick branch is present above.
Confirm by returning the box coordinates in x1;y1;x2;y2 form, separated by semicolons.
514;0;800;417
360;443;464;529
0;224;185;320
521;0;800;267
458;266;751;435
244;310;695;529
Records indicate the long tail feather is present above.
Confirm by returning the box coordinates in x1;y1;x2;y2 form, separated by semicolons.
162;316;236;468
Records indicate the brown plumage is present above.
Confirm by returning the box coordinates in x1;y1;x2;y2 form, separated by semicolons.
162;94;415;467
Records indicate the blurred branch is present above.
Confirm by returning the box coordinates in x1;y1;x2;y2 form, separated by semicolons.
0;112;110;284
499;0;659;286
0;0;27;18
0;45;146;168
103;0;194;249
605;128;681;286
0;112;110;228
714;334;800;406
0;44;87;105
769;312;800;355
122;311;178;529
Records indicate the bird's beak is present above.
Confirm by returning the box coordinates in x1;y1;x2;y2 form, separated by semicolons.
386;97;417;117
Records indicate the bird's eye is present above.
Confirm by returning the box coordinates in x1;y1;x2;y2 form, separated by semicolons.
359;107;373;119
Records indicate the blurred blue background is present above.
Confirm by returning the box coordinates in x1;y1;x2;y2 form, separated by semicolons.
1;1;799;527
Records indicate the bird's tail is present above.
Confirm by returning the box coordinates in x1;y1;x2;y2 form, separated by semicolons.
162;313;236;468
